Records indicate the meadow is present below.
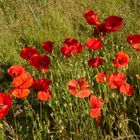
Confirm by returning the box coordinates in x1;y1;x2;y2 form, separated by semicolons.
0;0;140;139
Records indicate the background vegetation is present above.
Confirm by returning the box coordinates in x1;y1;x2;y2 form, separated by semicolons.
0;0;140;139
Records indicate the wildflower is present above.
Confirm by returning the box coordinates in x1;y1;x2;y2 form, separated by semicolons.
89;96;104;118
108;72;126;89
118;82;134;96
20;46;39;60
94;23;107;37
37;90;52;101
104;16;123;32
126;34;140;51
0;93;12;119
84;10;100;25
60;38;83;57
68;77;91;98
12;73;33;89
11;88;30;99
41;41;54;53
85;38;103;50
90;108;101;118
64;38;78;45
113;52;130;68
32;78;51;91
60;45;73;57
30;54;50;70
8;65;25;78
88;57;103;68
90;95;104;108
32;78;52;101
96;72;109;83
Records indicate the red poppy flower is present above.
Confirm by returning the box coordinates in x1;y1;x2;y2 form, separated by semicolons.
113;52;130;69
94;23;107;37
8;65;26;78
96;72;109;83
20;47;39;60
88;57;103;68
108;72;126;89
90;108;101;118
104;16;123;32
73;42;83;54
60;38;83;57
90;96;104;109
89;96;104;118
0;93;12;119
118;82;134;96
30;54;50;70
41;41;54;53
68;77;91;98
64;38;78;45
32;78;51;91
84;10;100;25
60;45;73;57
32;78;52;101
37;90;52;101
13;73;33;89
11;88;30;98
85;38;103;50
126;34;140;51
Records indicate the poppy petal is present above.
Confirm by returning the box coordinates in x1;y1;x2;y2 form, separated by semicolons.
90;108;101;118
12;88;30;98
37;90;52;101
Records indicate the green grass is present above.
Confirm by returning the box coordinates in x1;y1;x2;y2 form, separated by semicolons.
0;0;140;139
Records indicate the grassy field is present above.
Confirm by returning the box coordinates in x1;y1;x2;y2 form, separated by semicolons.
0;0;140;139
